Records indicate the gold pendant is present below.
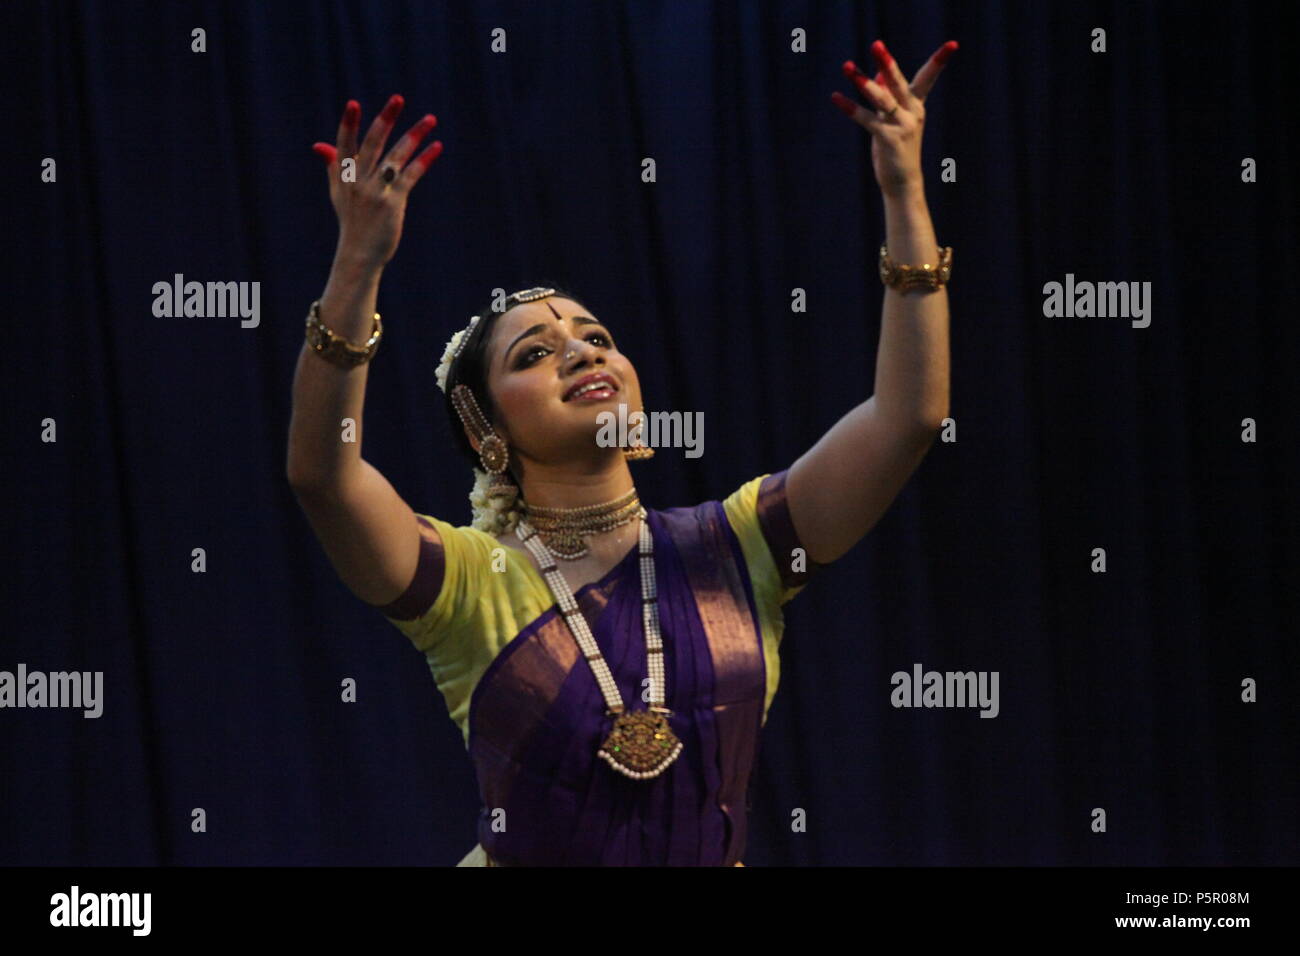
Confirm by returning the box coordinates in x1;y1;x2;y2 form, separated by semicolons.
598;709;683;780
546;529;588;560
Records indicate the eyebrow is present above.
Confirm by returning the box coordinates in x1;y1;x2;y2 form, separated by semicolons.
502;314;602;367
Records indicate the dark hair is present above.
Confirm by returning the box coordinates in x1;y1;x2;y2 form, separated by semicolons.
442;283;592;472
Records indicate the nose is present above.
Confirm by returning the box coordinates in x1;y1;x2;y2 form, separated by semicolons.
562;336;603;374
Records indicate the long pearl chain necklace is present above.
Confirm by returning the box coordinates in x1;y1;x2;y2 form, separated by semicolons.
515;507;683;780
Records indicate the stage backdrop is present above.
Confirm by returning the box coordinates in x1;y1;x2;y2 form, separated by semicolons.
2;0;1295;865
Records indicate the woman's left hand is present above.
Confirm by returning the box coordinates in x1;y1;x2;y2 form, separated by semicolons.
831;39;957;199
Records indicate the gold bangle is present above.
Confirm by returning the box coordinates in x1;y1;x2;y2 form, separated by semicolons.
305;299;382;367
879;245;952;293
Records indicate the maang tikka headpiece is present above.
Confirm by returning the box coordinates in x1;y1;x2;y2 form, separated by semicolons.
436;287;654;535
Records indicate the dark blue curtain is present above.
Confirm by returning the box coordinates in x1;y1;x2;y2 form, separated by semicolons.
3;0;1295;866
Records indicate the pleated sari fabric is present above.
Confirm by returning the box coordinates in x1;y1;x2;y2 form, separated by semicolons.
376;470;822;866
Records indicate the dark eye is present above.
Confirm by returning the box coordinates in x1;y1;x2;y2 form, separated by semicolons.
518;344;549;367
587;332;612;347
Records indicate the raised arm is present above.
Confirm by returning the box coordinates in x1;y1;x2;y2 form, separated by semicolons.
788;40;957;565
287;94;444;607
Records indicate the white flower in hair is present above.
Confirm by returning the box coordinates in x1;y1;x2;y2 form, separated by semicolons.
435;315;481;394
468;467;524;535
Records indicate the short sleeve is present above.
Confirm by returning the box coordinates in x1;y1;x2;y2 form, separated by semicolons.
370;513;492;655
367;513;556;745
721;469;826;610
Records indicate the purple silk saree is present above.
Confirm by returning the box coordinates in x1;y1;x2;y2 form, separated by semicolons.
469;493;779;866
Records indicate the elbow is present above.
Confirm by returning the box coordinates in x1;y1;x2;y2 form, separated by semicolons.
922;395;951;432
285;457;309;491
286;443;328;494
894;413;946;458
286;461;325;496
911;409;949;440
877;401;949;441
287;461;354;502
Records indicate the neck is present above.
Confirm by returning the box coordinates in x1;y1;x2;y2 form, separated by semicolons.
514;453;636;512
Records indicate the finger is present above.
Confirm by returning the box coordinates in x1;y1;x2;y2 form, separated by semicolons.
379;114;437;177
842;60;901;117
870;40;917;108
357;93;405;175
854;73;899;117
399;140;444;189
911;40;958;101
311;142;338;166
336;99;360;159
830;91;885;135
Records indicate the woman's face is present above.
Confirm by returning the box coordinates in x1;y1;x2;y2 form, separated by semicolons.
477;297;643;464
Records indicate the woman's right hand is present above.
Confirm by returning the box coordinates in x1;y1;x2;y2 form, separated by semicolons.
311;94;443;269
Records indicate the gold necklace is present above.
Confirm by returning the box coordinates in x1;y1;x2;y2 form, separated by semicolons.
521;487;642;560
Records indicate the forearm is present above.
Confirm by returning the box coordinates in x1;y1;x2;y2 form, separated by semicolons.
286;249;385;489
872;184;950;430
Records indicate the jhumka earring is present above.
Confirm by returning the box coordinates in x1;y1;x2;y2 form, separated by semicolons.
623;405;655;460
450;384;520;503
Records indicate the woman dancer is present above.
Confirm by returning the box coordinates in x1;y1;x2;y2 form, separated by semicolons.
289;38;957;866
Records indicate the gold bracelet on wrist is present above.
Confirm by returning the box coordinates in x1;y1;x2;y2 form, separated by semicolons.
305;299;382;367
878;244;953;293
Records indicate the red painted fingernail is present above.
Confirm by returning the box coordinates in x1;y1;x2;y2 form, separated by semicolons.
418;141;444;169
872;40;893;69
345;100;360;124
830;91;856;117
935;40;958;65
311;142;337;164
843;59;868;81
875;70;886;87
381;94;405;121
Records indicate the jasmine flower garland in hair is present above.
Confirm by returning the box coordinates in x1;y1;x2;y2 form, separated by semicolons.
469;466;525;536
434;316;479;394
